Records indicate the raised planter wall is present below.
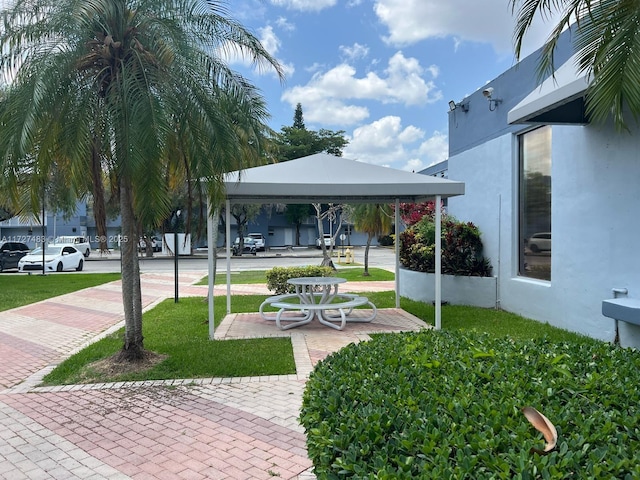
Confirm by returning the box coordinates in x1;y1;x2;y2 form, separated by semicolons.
399;268;497;308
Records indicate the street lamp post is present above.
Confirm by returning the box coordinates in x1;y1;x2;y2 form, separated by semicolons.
174;210;181;303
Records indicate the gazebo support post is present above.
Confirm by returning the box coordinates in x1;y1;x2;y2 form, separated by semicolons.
207;197;215;339
226;199;231;314
435;194;442;330
395;198;400;309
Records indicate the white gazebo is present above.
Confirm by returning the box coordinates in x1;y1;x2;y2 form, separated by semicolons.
205;153;465;337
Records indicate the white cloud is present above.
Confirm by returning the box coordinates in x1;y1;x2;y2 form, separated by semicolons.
418;130;448;166
281;51;441;125
385;52;442;105
306;97;371;125
305;62;326;73
343;122;448;172
275;16;295;32
270;0;337;12
342;116;429;170
241;25;294;78
258;25;281;56
397;125;422;144
373;0;557;57
339;43;369;62
403;158;427;173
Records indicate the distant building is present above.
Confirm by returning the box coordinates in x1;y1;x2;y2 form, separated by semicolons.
419;161;449;208
220;204;367;249
1;201;372;251
419;160;448;179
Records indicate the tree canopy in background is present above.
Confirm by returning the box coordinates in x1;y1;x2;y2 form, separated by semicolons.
275;103;348;161
285;203;315;246
275;103;349;256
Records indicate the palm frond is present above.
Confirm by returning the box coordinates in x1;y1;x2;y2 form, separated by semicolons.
512;0;640;129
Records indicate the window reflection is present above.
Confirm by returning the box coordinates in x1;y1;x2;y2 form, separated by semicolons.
519;126;551;280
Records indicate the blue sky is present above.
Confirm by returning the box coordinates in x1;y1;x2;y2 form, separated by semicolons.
227;0;556;172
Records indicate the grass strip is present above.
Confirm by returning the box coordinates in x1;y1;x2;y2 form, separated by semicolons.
204;267;394;285
0;273;121;312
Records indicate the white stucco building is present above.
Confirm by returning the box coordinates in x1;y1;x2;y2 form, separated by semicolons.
443;30;640;347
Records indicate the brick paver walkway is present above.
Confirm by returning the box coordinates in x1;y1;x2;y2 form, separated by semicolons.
0;271;426;479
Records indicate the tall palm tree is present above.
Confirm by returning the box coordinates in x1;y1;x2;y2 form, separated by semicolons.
352;203;392;276
511;0;640;130
0;0;283;361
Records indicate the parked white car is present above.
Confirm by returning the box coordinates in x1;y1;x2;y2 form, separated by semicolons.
527;232;551;253
316;234;335;249
18;245;85;272
54;236;91;257
248;233;266;251
139;235;162;252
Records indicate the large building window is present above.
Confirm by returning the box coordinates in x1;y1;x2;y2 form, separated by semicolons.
519;126;551;280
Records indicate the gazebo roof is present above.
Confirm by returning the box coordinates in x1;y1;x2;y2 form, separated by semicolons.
224;153;464;203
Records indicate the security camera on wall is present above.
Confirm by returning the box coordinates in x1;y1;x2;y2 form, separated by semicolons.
482;87;494;98
482;86;502;111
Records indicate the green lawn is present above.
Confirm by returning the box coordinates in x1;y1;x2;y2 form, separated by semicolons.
204;266;395;285
43;289;589;386
398;295;589;343
0;273;121;312
42;295;294;385
4;268;590;385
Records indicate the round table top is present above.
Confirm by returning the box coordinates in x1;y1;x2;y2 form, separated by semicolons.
287;276;347;286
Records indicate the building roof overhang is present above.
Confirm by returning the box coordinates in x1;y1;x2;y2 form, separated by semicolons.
508;55;591;125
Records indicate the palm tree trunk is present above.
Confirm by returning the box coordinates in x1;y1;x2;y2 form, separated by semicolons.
205;205;221;302
90;137;109;253
184;154;193;251
117;175;145;360
364;233;373;276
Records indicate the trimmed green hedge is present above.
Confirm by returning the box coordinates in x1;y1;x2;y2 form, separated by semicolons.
265;266;333;294
301;330;640;479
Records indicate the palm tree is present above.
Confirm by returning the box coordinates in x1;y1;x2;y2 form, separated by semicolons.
352;203;392;276
0;0;283;361
511;0;640;130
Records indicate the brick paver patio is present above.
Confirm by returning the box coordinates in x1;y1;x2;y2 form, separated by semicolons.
0;271;426;479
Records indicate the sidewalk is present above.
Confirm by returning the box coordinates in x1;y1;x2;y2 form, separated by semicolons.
0;272;426;479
